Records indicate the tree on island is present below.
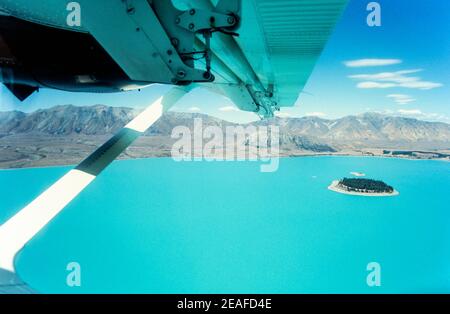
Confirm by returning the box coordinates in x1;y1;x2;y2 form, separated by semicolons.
338;178;394;193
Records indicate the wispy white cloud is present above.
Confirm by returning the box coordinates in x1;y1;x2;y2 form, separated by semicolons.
188;106;201;112
275;112;293;118
360;109;449;124
350;69;442;90
387;94;416;105
396;109;450;123
398;81;443;90
218;106;239;112
398;109;423;115
350;69;422;83
305;112;326;117
344;58;402;68
370;109;395;115
357;82;397;89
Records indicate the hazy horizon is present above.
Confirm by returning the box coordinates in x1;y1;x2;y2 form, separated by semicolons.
1;102;449;125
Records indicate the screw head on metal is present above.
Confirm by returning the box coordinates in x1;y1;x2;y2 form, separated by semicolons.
203;72;214;81
177;69;186;78
227;16;235;24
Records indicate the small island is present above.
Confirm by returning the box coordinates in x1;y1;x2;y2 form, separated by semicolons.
328;178;399;197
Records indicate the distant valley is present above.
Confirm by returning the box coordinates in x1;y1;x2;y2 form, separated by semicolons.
0;105;449;169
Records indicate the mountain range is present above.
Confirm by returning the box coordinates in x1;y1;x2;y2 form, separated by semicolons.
0;105;449;168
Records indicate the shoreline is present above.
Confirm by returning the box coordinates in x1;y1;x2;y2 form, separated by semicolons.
328;180;399;197
0;153;448;171
287;152;450;161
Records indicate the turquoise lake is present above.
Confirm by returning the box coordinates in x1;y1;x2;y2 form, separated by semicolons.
0;157;449;293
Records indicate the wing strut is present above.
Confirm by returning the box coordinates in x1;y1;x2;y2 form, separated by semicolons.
0;86;189;273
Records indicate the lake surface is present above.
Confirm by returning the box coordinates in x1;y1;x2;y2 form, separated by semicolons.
1;157;449;293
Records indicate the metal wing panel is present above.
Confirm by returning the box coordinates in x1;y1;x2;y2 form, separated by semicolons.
0;0;88;32
234;0;349;107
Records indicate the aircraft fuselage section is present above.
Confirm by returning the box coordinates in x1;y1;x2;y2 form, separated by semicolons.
0;15;149;98
0;0;242;101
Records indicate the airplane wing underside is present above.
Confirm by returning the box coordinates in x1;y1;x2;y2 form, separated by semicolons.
0;0;348;117
193;0;349;115
235;0;348;108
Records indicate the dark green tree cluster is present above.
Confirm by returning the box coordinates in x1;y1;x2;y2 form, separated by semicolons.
339;178;394;193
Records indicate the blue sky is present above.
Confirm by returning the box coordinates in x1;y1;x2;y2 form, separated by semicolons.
287;0;450;123
0;0;448;123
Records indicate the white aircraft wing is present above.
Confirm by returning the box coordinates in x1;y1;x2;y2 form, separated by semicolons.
0;86;189;289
